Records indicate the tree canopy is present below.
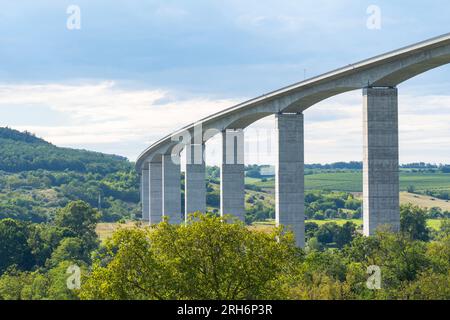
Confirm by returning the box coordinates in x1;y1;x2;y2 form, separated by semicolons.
80;213;300;300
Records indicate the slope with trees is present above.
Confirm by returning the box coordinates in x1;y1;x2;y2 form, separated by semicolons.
0;127;140;222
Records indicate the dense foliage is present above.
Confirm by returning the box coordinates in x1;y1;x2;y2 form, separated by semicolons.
305;221;357;250
81;214;298;300
0;127;139;222
0;201;100;300
78;213;450;300
422;189;450;200
1;128;449;300
1;206;450;300
0;127;129;173
305;162;363;170
305;191;361;220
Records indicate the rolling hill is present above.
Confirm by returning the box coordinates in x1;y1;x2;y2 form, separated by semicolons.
0;127;140;222
1;127;448;227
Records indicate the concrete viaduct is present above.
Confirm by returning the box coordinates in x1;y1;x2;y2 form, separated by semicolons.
136;33;450;247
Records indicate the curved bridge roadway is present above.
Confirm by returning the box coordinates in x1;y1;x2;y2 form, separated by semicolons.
137;33;450;247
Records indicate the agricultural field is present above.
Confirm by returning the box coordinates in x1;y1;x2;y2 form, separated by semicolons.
98;218;445;241
400;192;450;211
246;171;450;194
96;221;142;242
252;218;443;231
245;171;450;211
96;171;449;241
305;171;450;193
306;172;362;191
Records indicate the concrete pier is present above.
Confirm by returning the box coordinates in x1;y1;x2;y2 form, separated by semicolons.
185;144;206;219
275;113;305;247
141;167;150;222
162;154;182;224
136;35;450;242
363;87;400;236
149;161;163;225
220;130;245;221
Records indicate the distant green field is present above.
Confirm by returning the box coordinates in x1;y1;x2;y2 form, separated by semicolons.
308;219;443;231
244;177;262;184
247;172;450;193
307;172;450;192
252;219;443;231
96;218;445;241
305;172;362;191
245;177;276;189
399;173;450;192
308;219;363;227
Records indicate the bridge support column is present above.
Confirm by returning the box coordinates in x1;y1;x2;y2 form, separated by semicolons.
185;144;206;219
221;129;245;221
149;161;163;225
275;113;305;248
162;154;182;224
141;167;150;222
363;87;400;236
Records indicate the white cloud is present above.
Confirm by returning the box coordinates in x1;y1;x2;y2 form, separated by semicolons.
0;82;448;164
301;91;450;164
0;82;240;160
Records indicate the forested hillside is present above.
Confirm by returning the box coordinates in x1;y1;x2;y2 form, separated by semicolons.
1;128;450;301
0;128;358;225
0;127;130;173
1;127;448;225
0;127;140;222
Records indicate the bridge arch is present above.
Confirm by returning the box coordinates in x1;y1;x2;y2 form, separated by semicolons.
137;33;450;247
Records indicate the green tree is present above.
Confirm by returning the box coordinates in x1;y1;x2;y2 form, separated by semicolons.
306;237;323;252
335;222;357;249
400;204;430;241
0;219;33;274
0;262;83;300
402;270;450;300
80;213;300;300
46;261;83;300
54;201;100;256
316;223;340;245
305;222;319;240
48;238;89;267
427;235;450;274
27;224;70;268
439;219;450;238
351;231;430;291
0;269;36;300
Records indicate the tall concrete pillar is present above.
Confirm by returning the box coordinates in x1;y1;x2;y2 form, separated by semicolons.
162;154;182;224
275;113;305;248
363;87;400;236
220;129;245;221
141;167;150;222
149;161;162;225
185;144;206;219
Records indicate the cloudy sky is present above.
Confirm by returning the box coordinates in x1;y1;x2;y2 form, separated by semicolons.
0;0;449;165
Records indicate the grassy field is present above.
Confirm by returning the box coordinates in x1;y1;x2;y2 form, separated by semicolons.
96;218;445;241
246;172;450;211
252;218;443;231
400;192;450;211
95;171;449;241
309;219;443;231
305;172;361;191
247;172;450;194
96;221;141;242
